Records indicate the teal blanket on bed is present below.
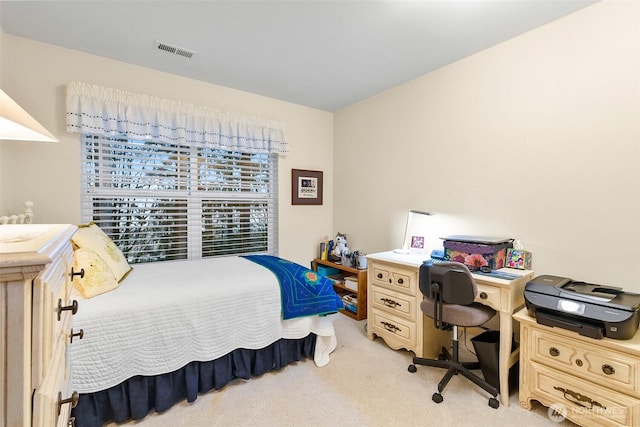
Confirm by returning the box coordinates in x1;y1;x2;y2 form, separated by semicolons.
242;255;344;320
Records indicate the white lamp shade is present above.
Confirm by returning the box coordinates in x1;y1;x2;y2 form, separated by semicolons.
394;210;433;254
0;89;58;142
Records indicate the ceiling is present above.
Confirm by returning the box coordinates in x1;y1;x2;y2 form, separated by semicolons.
0;1;597;112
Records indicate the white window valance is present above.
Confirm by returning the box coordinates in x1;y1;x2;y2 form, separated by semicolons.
65;81;288;154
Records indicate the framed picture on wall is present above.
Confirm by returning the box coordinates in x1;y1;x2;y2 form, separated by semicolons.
291;169;323;205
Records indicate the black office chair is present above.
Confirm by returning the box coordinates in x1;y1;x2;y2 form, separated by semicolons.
408;261;500;408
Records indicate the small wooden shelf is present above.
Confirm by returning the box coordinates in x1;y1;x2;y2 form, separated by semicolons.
312;258;367;320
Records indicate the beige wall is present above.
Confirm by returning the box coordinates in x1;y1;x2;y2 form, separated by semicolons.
334;1;640;290
0;35;334;265
3;1;639;291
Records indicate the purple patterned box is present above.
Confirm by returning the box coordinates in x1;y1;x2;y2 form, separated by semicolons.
443;237;513;270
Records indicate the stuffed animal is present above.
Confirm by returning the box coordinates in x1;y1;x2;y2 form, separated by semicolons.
331;233;349;258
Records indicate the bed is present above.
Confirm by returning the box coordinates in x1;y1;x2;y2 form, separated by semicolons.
69;254;342;426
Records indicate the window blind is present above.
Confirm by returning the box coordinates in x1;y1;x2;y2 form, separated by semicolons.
80;135;278;263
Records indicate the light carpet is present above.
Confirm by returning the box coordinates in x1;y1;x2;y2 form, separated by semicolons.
107;313;574;426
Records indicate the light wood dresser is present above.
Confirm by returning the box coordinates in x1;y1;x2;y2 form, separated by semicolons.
515;308;640;426
1;224;79;427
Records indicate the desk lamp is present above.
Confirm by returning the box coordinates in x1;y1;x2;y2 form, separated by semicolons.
393;210;432;254
0;89;58;142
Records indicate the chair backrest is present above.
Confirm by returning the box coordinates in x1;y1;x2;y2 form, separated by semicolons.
419;262;478;328
419;261;478;304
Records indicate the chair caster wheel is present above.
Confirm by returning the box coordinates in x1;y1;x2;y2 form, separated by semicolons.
432;393;443;403
488;397;500;409
408;364;417;373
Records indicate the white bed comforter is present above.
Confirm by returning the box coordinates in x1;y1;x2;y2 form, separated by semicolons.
69;256;337;394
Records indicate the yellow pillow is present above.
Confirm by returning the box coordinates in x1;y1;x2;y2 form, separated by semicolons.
72;223;132;282
72;248;119;298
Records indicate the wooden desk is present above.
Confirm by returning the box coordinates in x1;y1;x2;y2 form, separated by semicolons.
366;251;533;407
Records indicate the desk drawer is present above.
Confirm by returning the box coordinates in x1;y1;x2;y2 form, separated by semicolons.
369;262;416;296
369;309;416;350
531;328;639;395
370;285;415;320
474;283;500;311
33;337;75;427
530;361;639;427
32;242;75;389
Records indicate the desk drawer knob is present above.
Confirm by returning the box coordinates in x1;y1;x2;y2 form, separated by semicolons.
602;364;615;375
553;386;606;410
58;299;78;321
549;347;560;357
381;321;401;333
69;267;85;280
70;328;84;343
58;391;79;415
377;273;383;279
397;278;404;285
479;292;488;300
381;298;401;309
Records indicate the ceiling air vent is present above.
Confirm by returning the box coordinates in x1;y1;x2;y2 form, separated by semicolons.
155;41;196;59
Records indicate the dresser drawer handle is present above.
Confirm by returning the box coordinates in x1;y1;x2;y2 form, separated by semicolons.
602;364;615;375
58;299;78;321
479;292;488;299
58;391;79;415
377;273;383;279
549;347;560;357
70;328;84;343
381;321;401;333
381;298;401;308
553;386;606;410
397;278;404;285
69;267;85;280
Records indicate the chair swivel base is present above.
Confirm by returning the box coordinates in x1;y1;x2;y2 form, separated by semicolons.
408;346;500;409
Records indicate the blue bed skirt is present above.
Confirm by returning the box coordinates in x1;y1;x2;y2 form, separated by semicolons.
72;334;316;426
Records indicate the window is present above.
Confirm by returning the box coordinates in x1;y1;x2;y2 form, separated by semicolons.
80;135;278;264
